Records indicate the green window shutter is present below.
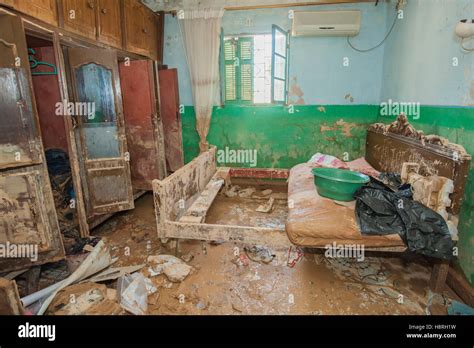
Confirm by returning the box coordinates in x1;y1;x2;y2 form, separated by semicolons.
271;25;289;104
238;37;253;103
224;38;237;102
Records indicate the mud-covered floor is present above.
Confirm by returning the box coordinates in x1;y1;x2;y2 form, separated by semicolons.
88;189;454;315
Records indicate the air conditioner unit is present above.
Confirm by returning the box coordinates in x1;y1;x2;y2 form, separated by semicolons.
291;10;361;37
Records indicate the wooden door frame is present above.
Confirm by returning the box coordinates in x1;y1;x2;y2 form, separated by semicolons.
21;14;90;237
151;60;167;180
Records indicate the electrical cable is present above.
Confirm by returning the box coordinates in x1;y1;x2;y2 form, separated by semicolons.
347;10;398;53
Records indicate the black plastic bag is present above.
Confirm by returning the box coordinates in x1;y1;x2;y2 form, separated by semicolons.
354;179;454;260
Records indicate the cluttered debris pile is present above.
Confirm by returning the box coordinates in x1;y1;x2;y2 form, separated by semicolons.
20;240;195;315
45;149;79;239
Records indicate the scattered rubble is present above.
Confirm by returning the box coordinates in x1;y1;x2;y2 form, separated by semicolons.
164;263;193;283
244;246;275;264
232;254;250;267
48;282;123;315
224;185;240;197
256;197;275;213
238;187;256;198
147;254;194;282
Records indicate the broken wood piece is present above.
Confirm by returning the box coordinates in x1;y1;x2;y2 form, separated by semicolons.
256;197;275;213
1;268;28;281
164;221;290;248
0;278;24;315
25;266;41;295
429;260;450;294
179;169;229;223
446;267;474;307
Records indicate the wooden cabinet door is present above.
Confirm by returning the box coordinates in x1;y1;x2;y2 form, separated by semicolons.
0;9;64;272
144;9;158;60
68;48;134;217
123;0;147;56
124;0;159;59
14;0;58;26
61;0;97;41
97;0;121;48
158;68;184;172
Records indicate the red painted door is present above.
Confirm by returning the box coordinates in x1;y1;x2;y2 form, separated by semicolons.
158;68;184;172
119;60;166;190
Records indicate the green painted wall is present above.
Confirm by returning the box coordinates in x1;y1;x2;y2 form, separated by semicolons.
182;104;380;167
182;104;474;283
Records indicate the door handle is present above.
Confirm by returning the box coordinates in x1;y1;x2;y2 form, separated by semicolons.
87;0;95;9
101;8;107;14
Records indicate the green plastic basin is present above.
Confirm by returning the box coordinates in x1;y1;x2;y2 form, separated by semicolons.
311;167;370;201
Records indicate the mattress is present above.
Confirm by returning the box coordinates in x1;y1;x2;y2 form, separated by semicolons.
285;163;406;249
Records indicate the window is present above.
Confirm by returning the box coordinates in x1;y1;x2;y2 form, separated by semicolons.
221;25;289;105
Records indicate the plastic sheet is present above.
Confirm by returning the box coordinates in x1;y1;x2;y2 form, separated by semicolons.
354;179;454;260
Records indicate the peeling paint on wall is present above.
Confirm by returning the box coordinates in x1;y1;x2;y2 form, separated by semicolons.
320;119;356;138
288;77;305;105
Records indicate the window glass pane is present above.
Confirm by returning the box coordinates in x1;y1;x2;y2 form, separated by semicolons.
275;30;287;57
253;34;272;104
274;55;286;80
75;63;120;159
274;79;285;102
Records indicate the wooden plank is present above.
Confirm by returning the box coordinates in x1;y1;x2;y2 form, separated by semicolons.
447;267;474;307
164;221;291;248
153;147;217;223
0;278;24;315
179;168;230;223
152;61;168;180
229;167;289;179
430;260;450;294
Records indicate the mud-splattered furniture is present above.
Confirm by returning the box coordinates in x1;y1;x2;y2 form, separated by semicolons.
152;147;291;248
286;162;452;293
367;115;471;214
286;162;407;251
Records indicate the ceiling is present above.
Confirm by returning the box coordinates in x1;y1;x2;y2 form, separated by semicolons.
141;0;375;12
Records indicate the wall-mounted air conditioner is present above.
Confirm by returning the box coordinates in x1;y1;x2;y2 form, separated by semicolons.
291;10;361;37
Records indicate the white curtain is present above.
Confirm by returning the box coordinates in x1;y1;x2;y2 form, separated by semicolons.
179;8;224;152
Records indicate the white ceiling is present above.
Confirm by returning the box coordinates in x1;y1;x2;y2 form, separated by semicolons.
141;0;374;12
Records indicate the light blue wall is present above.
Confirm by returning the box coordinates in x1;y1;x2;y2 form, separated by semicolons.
381;0;474;106
164;2;392;106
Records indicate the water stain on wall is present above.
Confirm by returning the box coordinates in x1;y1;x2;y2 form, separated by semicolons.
289;77;305;105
